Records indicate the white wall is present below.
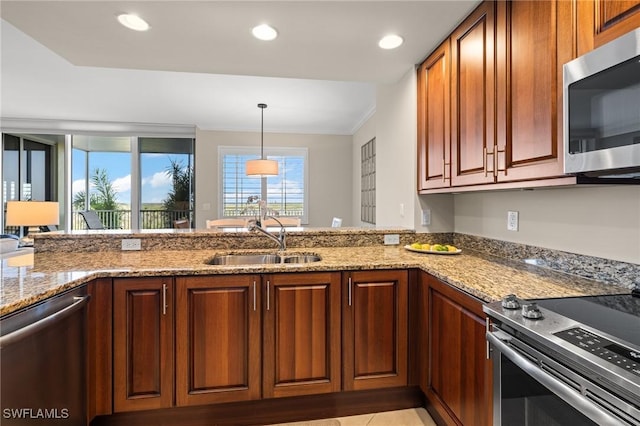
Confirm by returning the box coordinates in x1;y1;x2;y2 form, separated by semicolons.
351;113;376;227
368;67;638;264
454;186;640;263
374;67;418;228
194;129;352;228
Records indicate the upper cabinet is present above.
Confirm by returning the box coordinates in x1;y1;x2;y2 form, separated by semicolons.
417;0;580;193
417;39;451;191
450;1;497;187
577;0;640;55
494;0;573;182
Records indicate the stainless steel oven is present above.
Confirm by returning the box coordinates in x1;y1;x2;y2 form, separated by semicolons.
484;293;640;426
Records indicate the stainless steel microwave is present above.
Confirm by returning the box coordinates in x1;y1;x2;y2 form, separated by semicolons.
563;28;640;179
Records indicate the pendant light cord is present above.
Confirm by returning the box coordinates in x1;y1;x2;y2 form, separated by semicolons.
258;103;267;159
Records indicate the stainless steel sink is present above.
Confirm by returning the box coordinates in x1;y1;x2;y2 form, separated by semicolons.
206;253;321;265
207;253;281;265
282;254;322;264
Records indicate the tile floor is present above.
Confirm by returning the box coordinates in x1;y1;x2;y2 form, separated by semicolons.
266;408;436;426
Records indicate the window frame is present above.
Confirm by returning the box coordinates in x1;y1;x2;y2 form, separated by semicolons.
218;146;309;224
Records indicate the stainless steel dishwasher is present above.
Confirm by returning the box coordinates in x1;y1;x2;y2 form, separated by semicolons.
1;286;90;425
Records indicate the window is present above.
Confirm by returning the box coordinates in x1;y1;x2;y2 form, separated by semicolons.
219;147;308;222
140;138;194;229
361;137;375;224
2;133;58;234
72;136;194;230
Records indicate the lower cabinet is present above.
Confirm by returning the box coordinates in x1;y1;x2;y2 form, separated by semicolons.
113;277;174;412
175;274;262;406
263;272;342;398
343;270;408;390
106;270;410;418
421;272;492;426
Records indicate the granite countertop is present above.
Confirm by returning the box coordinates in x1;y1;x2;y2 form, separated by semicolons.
1;245;627;317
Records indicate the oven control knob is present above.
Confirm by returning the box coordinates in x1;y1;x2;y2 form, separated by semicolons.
501;294;521;310
522;302;543;320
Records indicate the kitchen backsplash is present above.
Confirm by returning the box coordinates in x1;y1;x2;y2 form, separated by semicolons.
453;234;639;290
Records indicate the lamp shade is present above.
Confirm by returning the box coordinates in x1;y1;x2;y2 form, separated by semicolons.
6;201;60;226
246;103;279;177
246;159;279;176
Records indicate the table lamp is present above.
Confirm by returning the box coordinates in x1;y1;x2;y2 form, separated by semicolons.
5;201;60;247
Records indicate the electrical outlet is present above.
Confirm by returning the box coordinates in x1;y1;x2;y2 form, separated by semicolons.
399;203;405;217
384;234;400;245
421;209;431;226
121;239;141;251
507;211;519;231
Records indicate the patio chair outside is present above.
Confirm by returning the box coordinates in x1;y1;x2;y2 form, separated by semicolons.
79;211;106;230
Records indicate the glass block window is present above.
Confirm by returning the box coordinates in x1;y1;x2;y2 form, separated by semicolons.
361;138;375;224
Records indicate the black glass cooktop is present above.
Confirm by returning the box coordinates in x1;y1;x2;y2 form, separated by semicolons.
537;294;640;347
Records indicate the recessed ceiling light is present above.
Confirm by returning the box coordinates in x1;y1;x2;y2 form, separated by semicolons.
252;24;278;41
378;34;403;50
117;13;150;32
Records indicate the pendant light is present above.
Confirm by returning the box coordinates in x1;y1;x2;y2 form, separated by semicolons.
246;103;279;176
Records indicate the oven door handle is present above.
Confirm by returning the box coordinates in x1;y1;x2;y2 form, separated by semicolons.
487;331;627;426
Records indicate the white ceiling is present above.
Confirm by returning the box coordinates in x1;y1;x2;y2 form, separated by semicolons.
0;1;478;135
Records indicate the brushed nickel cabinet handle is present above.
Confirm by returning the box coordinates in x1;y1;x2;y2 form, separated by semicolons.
442;159;451;182
162;283;167;316
495;144;506;176
266;280;270;311
484;146;495;177
348;277;352;306
253;280;257;312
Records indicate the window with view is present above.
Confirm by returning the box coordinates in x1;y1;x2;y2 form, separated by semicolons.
219;147;308;223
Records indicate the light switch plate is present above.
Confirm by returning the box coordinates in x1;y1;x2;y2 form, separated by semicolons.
421;209;431;226
121;239;142;250
507;211;519;231
384;234;400;245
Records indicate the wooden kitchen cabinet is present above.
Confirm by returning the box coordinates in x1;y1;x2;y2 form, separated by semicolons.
417;39;451;191
493;0;573;182
343;270;408;391
86;278;113;421
417;0;580;193
577;0;640;56
450;0;497;187
175;275;261;406
113;277;174;412
263;272;342;398
422;272;492;426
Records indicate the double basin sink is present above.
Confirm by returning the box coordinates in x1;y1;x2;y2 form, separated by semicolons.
207;253;321;266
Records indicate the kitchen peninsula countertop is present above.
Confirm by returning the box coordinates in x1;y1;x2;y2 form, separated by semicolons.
1;244;627;317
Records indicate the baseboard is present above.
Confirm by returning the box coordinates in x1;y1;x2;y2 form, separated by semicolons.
90;386;424;426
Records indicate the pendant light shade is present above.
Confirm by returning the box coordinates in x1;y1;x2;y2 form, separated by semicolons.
246;103;279;176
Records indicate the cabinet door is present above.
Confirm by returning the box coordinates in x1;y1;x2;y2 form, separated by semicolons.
425;274;492;426
175;275;261;405
343;270;408;391
450;1;497;187
495;0;572;182
86;278;112;421
577;0;640;55
263;272;341;398
113;277;174;412
418;39;451;191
